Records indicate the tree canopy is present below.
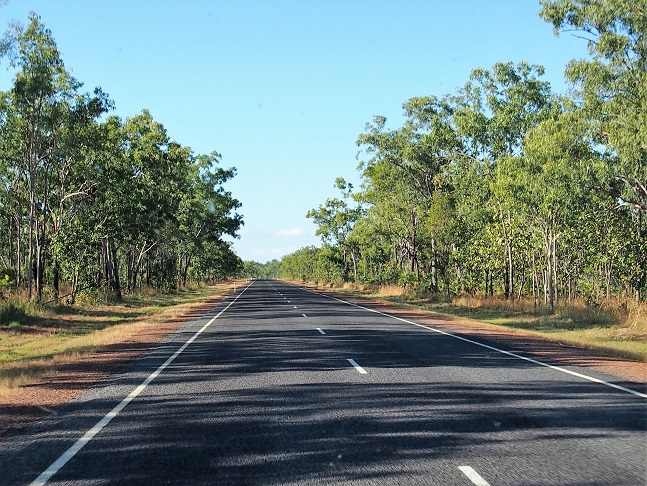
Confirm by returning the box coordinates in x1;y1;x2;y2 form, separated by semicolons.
0;13;243;302
282;0;647;309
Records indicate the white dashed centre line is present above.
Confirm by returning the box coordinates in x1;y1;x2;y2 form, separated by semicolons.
458;466;492;486
302;313;307;317
316;328;326;335
347;358;367;374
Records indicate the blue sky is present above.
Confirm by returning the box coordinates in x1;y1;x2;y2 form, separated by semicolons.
1;0;588;263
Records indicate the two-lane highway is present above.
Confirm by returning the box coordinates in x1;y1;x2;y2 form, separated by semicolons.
1;279;645;485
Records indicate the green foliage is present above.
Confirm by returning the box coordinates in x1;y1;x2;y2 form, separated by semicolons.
0;301;27;325
540;0;647;213
287;1;646;308
7;321;21;332
243;260;281;279
0;14;244;303
0;268;15;287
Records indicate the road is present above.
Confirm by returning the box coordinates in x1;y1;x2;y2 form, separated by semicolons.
0;279;645;485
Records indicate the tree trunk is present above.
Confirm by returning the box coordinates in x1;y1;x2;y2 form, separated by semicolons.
545;229;555;314
532;252;538;308
14;215;22;289
70;268;79;305
430;237;438;292
53;259;60;299
604;261;613;306
27;195;34;300
507;239;514;300
182;254;192;287
500;209;514;300
552;236;558;306
110;237;122;301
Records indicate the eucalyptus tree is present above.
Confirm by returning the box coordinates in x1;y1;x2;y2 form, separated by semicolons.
279;246;320;282
541;0;647;213
0;91;24;286
354;132;430;285
355;96;462;289
48;105;111;299
118;111;194;294
175;151;242;287
347;211;396;285
307;178;362;281
452;62;555;299
506;110;601;312
193;240;242;282
0;14;245;301
3;13;110;300
540;0;647;299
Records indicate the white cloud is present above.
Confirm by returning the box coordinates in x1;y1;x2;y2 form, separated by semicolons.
277;228;305;237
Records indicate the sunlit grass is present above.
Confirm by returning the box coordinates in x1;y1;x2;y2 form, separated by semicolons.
0;282;235;391
293;279;646;362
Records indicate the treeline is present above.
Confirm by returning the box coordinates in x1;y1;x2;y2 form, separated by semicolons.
243;260;280;279
281;0;647;311
0;14;243;303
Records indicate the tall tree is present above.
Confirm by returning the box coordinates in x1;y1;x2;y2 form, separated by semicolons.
541;0;647;212
4;13;109;300
540;0;647;299
453;62;554;299
307;178;362;281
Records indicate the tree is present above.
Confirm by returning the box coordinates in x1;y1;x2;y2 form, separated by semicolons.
453;62;555;299
2;13;110;300
307;178;362;281
541;0;647;212
510;111;601;311
540;0;647;299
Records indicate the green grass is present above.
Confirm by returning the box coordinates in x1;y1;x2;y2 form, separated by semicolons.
0;282;236;389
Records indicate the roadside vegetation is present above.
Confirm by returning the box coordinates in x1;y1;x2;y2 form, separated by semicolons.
0;13;244;391
249;1;647;363
0;13;244;307
374;286;646;362
0;282;234;392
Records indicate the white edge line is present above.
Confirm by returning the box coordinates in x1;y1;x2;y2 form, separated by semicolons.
29;281;254;486
300;286;647;399
458;466;491;486
347;358;367;374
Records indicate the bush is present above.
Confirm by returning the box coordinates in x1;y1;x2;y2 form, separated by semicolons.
0;301;27;325
0;267;16;288
7;321;21;332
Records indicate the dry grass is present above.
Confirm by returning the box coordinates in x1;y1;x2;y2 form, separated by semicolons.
412;295;647;362
341;282;368;292
376;285;408;297
302;279;647;362
0;282;235;392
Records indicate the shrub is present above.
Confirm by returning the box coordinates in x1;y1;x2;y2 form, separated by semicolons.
0;268;16;288
7;321;21;332
0;301;27;325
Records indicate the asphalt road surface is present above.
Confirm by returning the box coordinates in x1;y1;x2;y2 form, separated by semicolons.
1;279;645;485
